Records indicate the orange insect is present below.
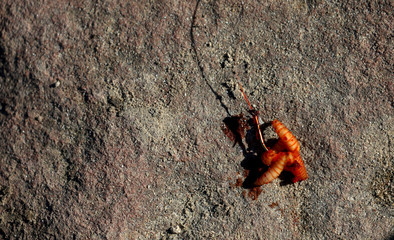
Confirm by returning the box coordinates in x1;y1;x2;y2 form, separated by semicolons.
238;84;308;185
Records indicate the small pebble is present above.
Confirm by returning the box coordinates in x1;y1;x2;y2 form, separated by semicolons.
36;115;43;122
169;225;182;234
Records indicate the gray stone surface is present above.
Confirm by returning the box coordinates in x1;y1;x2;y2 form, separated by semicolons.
0;0;392;239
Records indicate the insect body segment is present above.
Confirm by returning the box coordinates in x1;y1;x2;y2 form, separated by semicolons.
261;140;287;165
272;119;300;152
285;155;308;183
255;152;288;185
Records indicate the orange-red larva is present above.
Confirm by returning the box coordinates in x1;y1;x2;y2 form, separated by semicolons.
272;119;300;152
255;152;288;185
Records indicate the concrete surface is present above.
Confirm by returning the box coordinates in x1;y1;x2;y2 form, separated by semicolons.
0;0;393;239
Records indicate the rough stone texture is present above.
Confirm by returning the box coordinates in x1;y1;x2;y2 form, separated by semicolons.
0;0;392;239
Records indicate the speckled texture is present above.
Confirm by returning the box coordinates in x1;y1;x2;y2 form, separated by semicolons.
0;0;392;239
